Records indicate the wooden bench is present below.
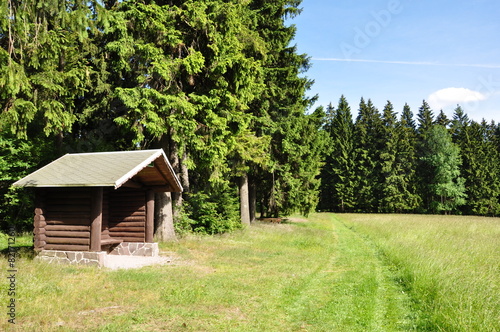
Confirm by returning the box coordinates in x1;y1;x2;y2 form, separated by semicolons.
100;238;123;246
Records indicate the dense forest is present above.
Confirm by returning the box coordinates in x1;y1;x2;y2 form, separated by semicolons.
1;1;499;235
320;97;500;216
0;0;326;234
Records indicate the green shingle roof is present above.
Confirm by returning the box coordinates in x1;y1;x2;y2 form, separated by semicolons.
13;149;182;192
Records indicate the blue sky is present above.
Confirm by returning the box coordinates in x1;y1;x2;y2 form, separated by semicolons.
289;0;500;123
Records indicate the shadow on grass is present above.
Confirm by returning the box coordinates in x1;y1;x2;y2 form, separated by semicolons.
0;245;36;260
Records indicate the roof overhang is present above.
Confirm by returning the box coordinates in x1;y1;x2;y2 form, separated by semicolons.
13;149;183;192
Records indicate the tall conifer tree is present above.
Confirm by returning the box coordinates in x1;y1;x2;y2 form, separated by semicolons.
354;98;383;212
379;101;420;212
321;96;356;212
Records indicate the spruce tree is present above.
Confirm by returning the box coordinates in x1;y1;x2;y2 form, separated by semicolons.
318;103;336;212
459;120;500;216
353;98;383;212
379;101;420;212
321;96;356;212
416;100;436;211
435;110;450;127
249;0;323;217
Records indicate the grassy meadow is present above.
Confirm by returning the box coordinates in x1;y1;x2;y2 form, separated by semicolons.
338;214;500;332
1;213;498;331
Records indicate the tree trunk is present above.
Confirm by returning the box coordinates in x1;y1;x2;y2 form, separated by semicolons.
168;137;182;217
240;174;251;225
154;192;176;242
249;175;256;223
154;133;184;238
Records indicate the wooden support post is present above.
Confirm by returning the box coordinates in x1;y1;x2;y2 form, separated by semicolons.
90;187;103;251
146;190;155;243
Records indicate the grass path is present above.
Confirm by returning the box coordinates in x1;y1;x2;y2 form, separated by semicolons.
1;214;417;331
325;214;416;331
338;213;500;332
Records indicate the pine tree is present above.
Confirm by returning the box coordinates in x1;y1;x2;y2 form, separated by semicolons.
416;100;436;211
318;103;336;211
459;120;500;216
435;110;450;127
321;96;356;212
450;105;470;144
401;103;416;130
353;98;383;212
379;101;420;212
0;0;102;140
397;106;421;211
249;0;323;218
416;100;435;136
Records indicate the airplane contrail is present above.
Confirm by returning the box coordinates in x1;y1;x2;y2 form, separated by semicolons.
312;58;500;69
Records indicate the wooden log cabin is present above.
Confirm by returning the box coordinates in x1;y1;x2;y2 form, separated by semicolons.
13;150;182;253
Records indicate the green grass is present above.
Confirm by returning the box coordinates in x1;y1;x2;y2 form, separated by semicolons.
0;214;415;331
337;213;500;332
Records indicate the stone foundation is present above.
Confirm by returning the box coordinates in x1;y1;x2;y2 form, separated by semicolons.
108;242;159;257
35;243;159;267
36;250;107;267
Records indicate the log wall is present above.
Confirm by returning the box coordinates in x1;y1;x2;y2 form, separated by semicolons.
34;187;148;251
37;188;92;251
108;188;146;242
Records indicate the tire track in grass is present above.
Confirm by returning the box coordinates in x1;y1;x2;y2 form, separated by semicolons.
332;214;418;331
278;214;417;331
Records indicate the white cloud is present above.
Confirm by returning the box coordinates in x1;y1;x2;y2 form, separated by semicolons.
428;87;487;110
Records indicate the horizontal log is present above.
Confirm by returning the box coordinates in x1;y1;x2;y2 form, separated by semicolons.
110;195;145;202
119;237;146;242
108;226;144;232
111;189;144;196
45;218;90;226
46;190;91;197
45;231;90;238
110;211;145;217
46;237;90;245
45;225;90;231
46;205;90;213
109;221;145;227
44;244;90;251
100;238;123;245
46;212;90;219
109;216;145;222
45;192;90;199
109;204;146;213
35;207;45;215
38;234;47;241
108;232;144;238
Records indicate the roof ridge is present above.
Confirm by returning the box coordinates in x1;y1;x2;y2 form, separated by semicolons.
65;149;162;156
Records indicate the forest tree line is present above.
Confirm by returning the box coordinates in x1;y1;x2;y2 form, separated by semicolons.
2;1;499;236
320;96;500;216
0;0;327;234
